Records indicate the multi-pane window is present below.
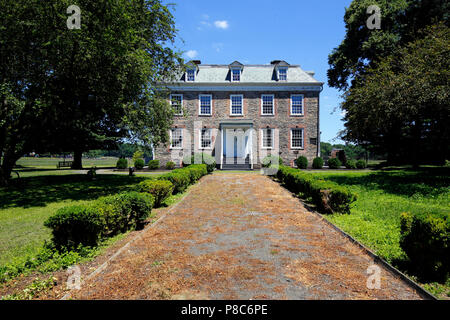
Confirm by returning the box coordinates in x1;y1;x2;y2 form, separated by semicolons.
230;95;243;115
278;67;287;81
291;128;304;149
291;95;303;115
200;129;212;149
262;128;273;149
199;95;212;115
187;68;195;81
170;128;183;149
261;95;274;115
170;94;183;115
231;69;241;82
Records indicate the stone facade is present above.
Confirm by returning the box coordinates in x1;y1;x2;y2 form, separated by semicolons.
155;62;322;169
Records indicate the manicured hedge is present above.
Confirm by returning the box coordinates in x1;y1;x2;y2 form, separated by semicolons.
312;157;324;169
345;159;357;169
295;156;308;169
44;192;154;249
327;158;341;169
159;164;208;194
116;158;128;169
356;160;366;169
276;165;357;214
166;161;175;170
400;212;450;281
147;159;160;170
134;158;144;170
139;179;174;207
183;153;216;173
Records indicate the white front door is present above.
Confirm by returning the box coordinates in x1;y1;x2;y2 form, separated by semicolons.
224;129;247;162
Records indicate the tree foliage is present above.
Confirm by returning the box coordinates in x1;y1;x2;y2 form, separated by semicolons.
341;24;450;164
0;0;182;183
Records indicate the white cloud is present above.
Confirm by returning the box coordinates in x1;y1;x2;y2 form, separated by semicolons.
214;20;229;29
185;50;198;59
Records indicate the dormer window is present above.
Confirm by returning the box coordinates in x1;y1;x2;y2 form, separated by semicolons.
186;68;196;82
278;67;287;81
231;68;241;82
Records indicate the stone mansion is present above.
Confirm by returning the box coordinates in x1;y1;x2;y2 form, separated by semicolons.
155;60;323;169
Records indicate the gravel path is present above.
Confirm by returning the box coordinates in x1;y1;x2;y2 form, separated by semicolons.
69;172;424;300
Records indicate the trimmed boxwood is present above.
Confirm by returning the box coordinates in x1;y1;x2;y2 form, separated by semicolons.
45;192;154;249
312;157;324;169
166;161;176;170
139;179;174;207
147;159;160;170
183;153;216;173
158;171;190;194
345;159;357;169
276;165;357;214
400;212;450;281
44;205;104;249
356;159;366;169
134;158;144;170
327;158;341;169
116;158;128;169
295;156;308;169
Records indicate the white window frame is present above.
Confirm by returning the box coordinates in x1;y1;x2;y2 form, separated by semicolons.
170;94;183;115
186;68;196;82
290;128;304;149
230;94;243;116
198;94;212;116
278;67;287;81
261;128;274;149
170;128;183;149
199;128;213;150
260;94;274;115
290;94;304;116
231;68;241;82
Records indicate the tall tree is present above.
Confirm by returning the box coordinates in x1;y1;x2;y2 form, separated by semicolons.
341;24;450;165
0;0;182;183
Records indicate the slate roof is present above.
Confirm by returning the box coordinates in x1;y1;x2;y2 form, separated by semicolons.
173;63;321;84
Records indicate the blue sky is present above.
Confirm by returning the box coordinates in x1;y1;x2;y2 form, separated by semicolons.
167;0;353;143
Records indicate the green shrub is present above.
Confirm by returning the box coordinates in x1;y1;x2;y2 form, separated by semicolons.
116;158;128;169
44;205;103;249
327;158;341;169
400;212;450;281
96;192;154;236
276;165;357;214
183;153;216;173
312;157;324;169
183;164;208;183
166;161;176;170
139;179;174;207
261;155;283;168
159;171;190;194
295;156;308;169
345;159;357;169
147;159;160;170
134;158;144;170
356;159;366;169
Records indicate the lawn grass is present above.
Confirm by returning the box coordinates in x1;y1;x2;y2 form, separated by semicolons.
0;173;154;266
15;157;120;169
308;167;450;298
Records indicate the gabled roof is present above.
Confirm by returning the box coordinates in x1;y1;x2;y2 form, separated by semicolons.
229;61;244;69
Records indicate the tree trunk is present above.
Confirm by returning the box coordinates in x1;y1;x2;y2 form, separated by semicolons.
0;152;20;186
71;150;83;169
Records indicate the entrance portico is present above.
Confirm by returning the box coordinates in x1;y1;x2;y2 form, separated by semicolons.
219;121;254;170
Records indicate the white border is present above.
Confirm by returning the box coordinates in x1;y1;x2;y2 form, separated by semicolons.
170;94;183;115
260;128;274;149
290;128;304;149
198;128;213;150
170;128;183;149
198;94;212;116
230;94;244;116
261;94;275;115
290;94;304;116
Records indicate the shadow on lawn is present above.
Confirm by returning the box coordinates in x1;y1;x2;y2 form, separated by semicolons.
319;167;450;197
0;174;149;209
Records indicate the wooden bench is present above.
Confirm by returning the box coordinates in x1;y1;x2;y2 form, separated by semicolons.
57;161;73;169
